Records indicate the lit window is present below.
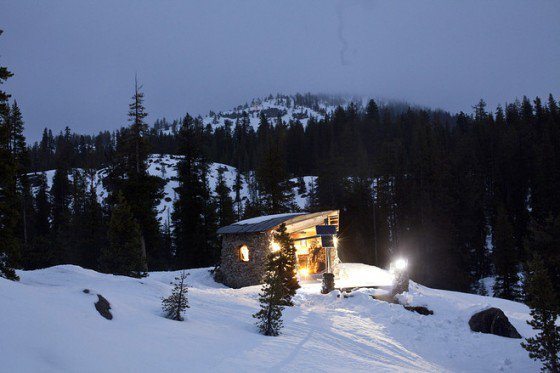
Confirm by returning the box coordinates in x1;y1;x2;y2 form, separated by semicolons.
239;245;250;262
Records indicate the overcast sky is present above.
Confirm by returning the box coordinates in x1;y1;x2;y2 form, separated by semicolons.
2;0;559;141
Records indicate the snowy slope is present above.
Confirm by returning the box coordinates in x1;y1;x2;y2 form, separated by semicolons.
157;94;354;134
28;154;315;224
1;264;540;372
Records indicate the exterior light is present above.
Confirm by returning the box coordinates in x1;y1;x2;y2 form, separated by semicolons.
270;241;280;252
298;267;309;278
393;258;407;271
390;257;410;295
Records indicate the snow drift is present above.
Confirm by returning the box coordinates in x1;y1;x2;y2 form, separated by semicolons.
0;264;540;372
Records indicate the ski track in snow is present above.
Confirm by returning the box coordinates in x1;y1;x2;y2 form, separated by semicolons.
1;264;540;372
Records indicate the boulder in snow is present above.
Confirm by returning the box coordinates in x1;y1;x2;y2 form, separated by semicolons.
404;305;433;315
94;294;113;320
468;307;521;339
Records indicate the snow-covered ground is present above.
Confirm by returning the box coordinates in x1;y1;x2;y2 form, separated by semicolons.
1;263;539;372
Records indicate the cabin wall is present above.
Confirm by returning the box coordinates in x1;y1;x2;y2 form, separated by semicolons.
220;232;273;288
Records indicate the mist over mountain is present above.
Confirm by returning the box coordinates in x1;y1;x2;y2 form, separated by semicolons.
2;0;559;140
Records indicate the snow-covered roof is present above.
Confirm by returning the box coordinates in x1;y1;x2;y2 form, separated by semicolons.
235;213;305;226
217;211;337;234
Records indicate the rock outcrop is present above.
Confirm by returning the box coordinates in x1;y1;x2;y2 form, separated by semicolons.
469;307;521;339
94;294;113;320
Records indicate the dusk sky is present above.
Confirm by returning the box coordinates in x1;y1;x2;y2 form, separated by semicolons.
2;0;559;141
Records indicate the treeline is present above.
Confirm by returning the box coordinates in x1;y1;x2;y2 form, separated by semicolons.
3;79;232;276
22;93;560;298
2;31;560;301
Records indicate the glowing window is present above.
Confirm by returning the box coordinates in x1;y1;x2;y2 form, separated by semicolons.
239;245;250;262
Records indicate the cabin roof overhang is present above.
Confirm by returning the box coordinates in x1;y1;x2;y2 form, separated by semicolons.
216;210;339;235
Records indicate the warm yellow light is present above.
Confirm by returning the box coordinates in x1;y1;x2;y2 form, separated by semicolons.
298;267;309;278
239;245;250;262
270;241;281;252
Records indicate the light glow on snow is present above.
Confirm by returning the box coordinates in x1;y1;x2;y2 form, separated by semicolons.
1;264;539;371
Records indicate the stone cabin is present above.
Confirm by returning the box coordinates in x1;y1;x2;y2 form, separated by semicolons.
217;210;340;288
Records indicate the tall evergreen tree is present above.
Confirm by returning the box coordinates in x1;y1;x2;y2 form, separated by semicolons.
80;171;105;269
23;173;52;269
255;115;296;214
173;114;218;268
492;204;521;300
525;215;560;302
50;167;71;263
100;193;147;277
105;77;164;270
232;169;244;220
522;255;560;372
0;29;19;280
215;166;235;228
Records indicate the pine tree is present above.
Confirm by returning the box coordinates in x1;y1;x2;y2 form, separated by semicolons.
8;101;26;163
0;29;19;280
161;210;173;269
255;115;296;214
232;169;244;220
8;102;30;252
522;255;560;372
525;215;560;301
173;114;218;268
23;173;52;269
50;167;71;263
80;171;105;269
100;193;147;277
253;249;286;336
492;204;521;300
305;177;320;212
274;223;300;305
105;77;164;270
243;171;264;218
215;166;235;228
162;271;190;321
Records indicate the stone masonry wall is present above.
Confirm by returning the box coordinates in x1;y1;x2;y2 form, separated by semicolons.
220;231;341;288
220;232;273;288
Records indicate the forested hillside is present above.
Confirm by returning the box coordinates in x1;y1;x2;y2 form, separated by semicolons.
8;91;558;298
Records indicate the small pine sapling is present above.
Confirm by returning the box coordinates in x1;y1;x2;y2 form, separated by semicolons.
253;250;285;336
522;255;560;372
162;271;190;321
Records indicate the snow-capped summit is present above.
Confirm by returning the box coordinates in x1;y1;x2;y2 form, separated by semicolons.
155;93;359;135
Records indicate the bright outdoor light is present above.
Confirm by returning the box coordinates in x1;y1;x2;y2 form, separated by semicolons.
270;241;280;252
393;258;408;271
298;267;309;278
333;236;339;247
